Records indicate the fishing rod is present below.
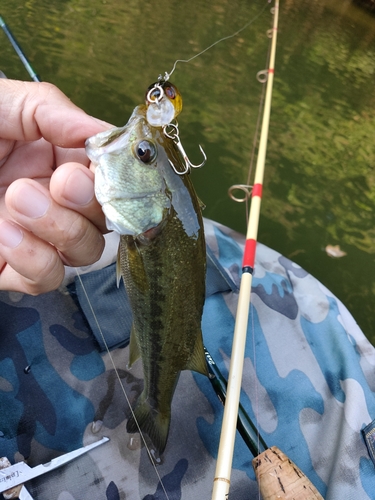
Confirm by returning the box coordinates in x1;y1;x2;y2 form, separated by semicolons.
3;7;323;499
205;347;267;456
206;347;323;499
0;15;41;82
210;2;324;499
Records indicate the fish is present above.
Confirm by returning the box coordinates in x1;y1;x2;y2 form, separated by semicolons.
85;104;208;454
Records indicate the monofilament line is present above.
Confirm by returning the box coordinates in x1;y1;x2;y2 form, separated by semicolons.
75;270;171;500
164;0;272;80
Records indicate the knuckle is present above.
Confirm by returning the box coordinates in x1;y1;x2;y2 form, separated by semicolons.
57;216;105;266
38;82;62;100
60;215;84;248
25;248;64;295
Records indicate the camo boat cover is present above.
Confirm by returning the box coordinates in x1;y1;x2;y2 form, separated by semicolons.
0;218;375;500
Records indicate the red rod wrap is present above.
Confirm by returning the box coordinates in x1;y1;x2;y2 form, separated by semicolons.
252;183;263;198
242;238;257;269
242;184;263;269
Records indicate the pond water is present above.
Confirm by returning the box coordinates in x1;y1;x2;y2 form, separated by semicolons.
1;0;375;342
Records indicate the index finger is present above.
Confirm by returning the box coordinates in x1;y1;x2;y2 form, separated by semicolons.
0;79;111;148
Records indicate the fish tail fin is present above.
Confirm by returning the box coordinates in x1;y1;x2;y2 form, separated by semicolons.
126;397;170;454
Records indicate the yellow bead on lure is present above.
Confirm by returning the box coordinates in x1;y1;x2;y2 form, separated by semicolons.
86;92;208;454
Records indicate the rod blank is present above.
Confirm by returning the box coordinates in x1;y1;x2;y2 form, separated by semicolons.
0;15;41;82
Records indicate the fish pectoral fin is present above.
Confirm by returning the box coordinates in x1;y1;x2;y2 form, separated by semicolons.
128;325;141;367
185;332;209;376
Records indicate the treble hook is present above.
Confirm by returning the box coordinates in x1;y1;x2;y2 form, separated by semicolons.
163;122;207;175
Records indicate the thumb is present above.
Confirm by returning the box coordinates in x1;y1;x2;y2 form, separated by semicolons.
0;79;112;148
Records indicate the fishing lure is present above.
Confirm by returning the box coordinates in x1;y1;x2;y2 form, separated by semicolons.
145;80;207;175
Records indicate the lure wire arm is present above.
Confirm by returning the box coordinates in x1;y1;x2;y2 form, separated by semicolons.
146;84;165;107
163;122;207;175
158;72;170;82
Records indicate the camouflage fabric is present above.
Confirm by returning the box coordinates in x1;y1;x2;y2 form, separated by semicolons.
0;218;375;499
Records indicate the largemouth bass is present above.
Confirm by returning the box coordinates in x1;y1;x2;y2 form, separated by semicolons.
86;104;208;453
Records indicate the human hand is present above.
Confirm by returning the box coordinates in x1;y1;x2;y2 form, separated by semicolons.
0;79;112;294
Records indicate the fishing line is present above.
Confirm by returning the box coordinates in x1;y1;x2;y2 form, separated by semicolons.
244;37;275;474
72;5;274;496
74;270;172;500
2;3;274;498
75;3;274;497
228;79;266;225
224;15;275;474
164;0;272;80
0;13;170;500
250;302;262;500
228;17;273;226
228;20;275;473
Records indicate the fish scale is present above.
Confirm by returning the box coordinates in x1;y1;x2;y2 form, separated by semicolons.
86;104;208;453
122;200;207;453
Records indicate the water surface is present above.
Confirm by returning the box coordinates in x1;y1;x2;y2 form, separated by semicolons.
1;0;375;341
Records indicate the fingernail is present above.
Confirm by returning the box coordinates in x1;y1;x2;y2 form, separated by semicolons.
65;169;94;206
0;221;23;248
14;184;50;218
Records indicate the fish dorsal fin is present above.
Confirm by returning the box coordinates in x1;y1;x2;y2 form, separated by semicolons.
128;325;141;367
185;331;209;376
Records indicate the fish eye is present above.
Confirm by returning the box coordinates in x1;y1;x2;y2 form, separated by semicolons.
135;140;157;164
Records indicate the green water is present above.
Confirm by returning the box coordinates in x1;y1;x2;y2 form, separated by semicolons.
1;0;375;341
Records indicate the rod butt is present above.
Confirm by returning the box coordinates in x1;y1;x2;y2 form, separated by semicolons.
252;446;324;499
